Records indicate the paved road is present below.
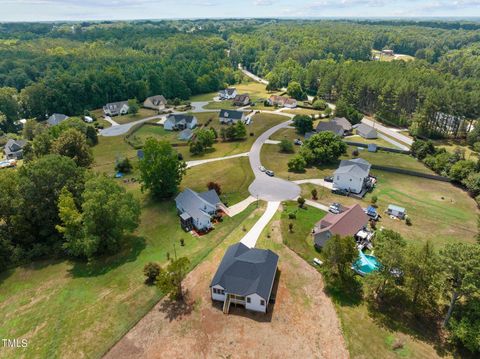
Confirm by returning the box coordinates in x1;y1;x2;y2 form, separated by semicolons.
186;152;249;169
238;65;269;85
361;118;413;147
377;133;410;151
248;115;301;202
240;201;280;248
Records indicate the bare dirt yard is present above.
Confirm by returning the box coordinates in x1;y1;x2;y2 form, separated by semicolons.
105;218;348;359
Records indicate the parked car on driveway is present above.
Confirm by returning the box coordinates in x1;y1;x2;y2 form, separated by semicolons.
329;203;342;214
294;139;303;146
313;258;323;266
259;166;266;172
265;170;275;177
324;175;334;183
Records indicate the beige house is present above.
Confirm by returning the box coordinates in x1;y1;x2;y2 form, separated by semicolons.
143;95;167;111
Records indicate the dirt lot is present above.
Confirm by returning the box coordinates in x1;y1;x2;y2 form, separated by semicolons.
105;225;348;359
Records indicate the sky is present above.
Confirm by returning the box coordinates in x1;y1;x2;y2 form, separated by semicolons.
0;0;479;22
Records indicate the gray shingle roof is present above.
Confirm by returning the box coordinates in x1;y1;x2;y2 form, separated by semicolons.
210;243;279;300
175;188;220;225
178;128;193;141
356;123;377;137
332;117;352;131
198;189;221;205
335;158;371;177
167;114;196;124
315;121;344;136
146;95;167;106
4;139;27;154
219;109;244;120
47;113;69;126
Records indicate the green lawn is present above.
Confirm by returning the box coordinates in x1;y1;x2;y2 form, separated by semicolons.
189;81;282;103
91;108;157;125
0;184;259;359
182;157;254;206
132;124;181;144
278;202;449;359
203;101;238;110
279;201;325;263
91;135;137;174
300;168;478;247
345;134;398;149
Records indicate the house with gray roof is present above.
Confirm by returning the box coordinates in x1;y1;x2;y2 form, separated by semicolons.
143;95;167;111
175;188;223;232
178;128;194;141
164;114;197;131
210;242;279;314
333;158;371;194
4;139;27;160
332;117;353;134
356;123;377;139
218;88;237;100
103;101;129;117
47;113;69;126
219;109;245;124
315;121;344;137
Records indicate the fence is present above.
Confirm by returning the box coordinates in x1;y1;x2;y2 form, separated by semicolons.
371;165;451;182
345;141;411;155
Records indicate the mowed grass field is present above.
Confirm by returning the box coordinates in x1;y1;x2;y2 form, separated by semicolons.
182;157;254;206
190;81;282;103
91;108;157;125
261;140;478;246
277;202;451;359
0;157;258;358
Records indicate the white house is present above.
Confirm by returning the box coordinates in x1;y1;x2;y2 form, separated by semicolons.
164;114;197;131
175;188;222;232
356;123;377;139
210;243;279;314
333;158;371;194
103;101;129;117
218;88;237;100
219;109;245;124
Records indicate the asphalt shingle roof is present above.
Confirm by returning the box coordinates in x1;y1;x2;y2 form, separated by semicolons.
219;109;244;120
210;243;279;300
315;121;344;136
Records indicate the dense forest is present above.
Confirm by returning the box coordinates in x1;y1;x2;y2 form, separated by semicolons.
1;19;480;139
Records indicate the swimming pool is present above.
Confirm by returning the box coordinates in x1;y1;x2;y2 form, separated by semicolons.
353;250;381;276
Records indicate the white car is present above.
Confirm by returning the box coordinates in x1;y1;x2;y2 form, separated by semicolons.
258;166;266;172
313;258;323;266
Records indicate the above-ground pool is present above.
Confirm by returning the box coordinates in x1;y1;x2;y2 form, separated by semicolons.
353;251;381;276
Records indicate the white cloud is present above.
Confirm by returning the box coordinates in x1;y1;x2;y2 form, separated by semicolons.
254;0;274;5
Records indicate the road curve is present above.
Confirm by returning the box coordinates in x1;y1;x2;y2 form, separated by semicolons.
361;118;413;146
248;115;301;202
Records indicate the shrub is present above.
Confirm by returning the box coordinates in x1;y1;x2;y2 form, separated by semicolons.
405;216;412;226
180;238;185;246
207;181;221;195
288;155;306;172
297;196;305;208
311;188;318;200
143;262;161;285
288;212;297;219
371;195;378;205
313;99;327;110
288;223;294;233
115;157;133;174
352;149;359;157
279;139;294;153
